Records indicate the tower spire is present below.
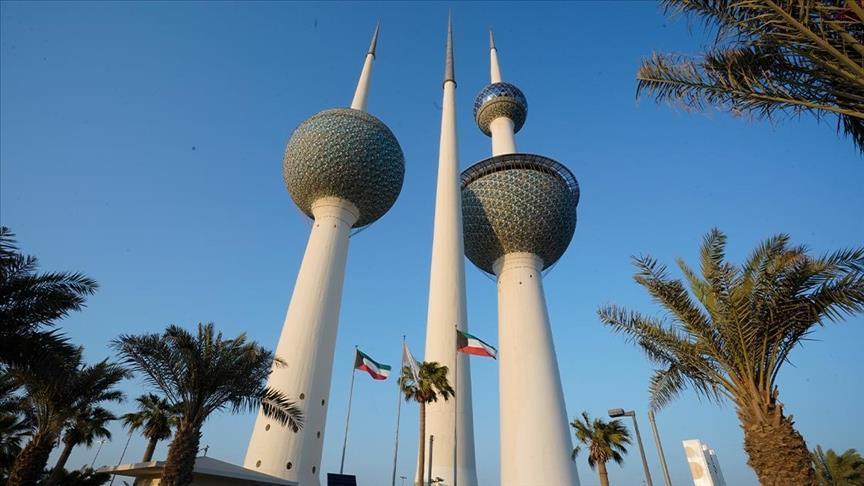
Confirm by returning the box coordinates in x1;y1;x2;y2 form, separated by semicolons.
351;22;379;111
489;28;502;83
444;13;455;85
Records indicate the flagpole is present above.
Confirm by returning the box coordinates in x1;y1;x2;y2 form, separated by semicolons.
453;324;458;486
340;345;359;474
391;336;406;486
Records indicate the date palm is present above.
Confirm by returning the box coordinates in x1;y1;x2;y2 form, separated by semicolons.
5;349;129;486
637;0;864;153
0;226;97;367
122;394;180;462
0;373;32;481
398;361;454;486
599;229;864;485
813;446;864;486
571;412;631;486
113;323;303;486
45;406;116;486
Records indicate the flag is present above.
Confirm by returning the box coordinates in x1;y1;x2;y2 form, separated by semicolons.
456;330;497;359
402;341;421;382
354;349;391;380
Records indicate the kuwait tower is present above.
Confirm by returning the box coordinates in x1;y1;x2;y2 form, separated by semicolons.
420;17;479;486
244;26;405;486
460;32;581;485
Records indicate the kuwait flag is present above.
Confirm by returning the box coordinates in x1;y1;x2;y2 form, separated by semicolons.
456;330;497;359
354;350;391;380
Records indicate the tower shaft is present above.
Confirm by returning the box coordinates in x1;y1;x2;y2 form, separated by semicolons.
490;117;517;156
245;197;359;486
421;19;478;486
493;253;579;485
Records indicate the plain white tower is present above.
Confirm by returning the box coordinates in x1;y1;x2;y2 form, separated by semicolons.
419;17;479;486
244;25;403;486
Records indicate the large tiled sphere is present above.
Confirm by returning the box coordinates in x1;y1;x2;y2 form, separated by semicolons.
283;108;405;228
473;82;528;136
461;154;579;274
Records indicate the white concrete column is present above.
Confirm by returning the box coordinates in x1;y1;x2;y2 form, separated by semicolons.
493;253;580;486
244;196;360;486
489;117;517;156
421;78;478;486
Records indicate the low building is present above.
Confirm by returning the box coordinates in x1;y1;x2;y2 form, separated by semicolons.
98;456;297;486
682;439;727;486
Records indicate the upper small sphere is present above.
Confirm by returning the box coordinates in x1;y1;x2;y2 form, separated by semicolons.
283;108;405;228
461;154;579;274
473;82;528;137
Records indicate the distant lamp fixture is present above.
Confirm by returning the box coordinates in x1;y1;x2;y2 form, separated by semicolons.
608;408;653;486
608;408;626;417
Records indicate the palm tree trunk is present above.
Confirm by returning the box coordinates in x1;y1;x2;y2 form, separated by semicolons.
597;461;610;486
160;420;202;486
44;439;75;486
143;437;158;462
6;429;59;486
739;399;816;485
416;402;426;486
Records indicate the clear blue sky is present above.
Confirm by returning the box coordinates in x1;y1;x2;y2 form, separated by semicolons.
2;2;862;485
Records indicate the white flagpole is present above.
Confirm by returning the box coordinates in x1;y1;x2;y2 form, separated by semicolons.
391;336;406;486
453;324;458;486
340;346;359;474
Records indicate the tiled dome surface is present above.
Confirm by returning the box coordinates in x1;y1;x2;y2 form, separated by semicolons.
283;108;405;228
461;154;578;274
473;82;528;136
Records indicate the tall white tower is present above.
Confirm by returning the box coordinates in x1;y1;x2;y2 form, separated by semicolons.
244;25;405;486
460;31;581;486
420;17;479;486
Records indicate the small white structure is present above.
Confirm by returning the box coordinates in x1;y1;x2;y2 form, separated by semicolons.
97;456;296;486
682;439;726;486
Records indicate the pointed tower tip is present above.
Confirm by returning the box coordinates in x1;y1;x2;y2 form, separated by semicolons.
489;28;496;50
368;22;380;58
444;14;455;85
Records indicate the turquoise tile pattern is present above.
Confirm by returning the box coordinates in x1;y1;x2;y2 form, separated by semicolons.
283;108;405;228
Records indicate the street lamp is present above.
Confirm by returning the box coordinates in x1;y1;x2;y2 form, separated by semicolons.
647;410;672;486
609;408;653;486
90;439;109;468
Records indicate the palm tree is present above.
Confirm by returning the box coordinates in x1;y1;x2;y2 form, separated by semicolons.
598;229;864;484
5;349;129;486
45;406;116;486
636;0;864;153
398;361;454;486
112;323;303;486
813;446;864;486
0;373;32;481
121;394;180;462
570;412;631;486
0;226;98;367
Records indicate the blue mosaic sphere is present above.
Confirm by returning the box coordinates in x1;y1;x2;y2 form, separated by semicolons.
461;154;579;274
473;82;528;137
283;108;405;228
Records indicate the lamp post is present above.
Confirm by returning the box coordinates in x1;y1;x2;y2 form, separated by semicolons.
90;439;108;468
647;410;672;486
609;408;653;486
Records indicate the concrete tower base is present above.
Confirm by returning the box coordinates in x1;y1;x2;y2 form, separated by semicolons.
245;197;360;486
493;253;580;486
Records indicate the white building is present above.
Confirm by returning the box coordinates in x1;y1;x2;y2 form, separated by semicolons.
682;439;727;486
